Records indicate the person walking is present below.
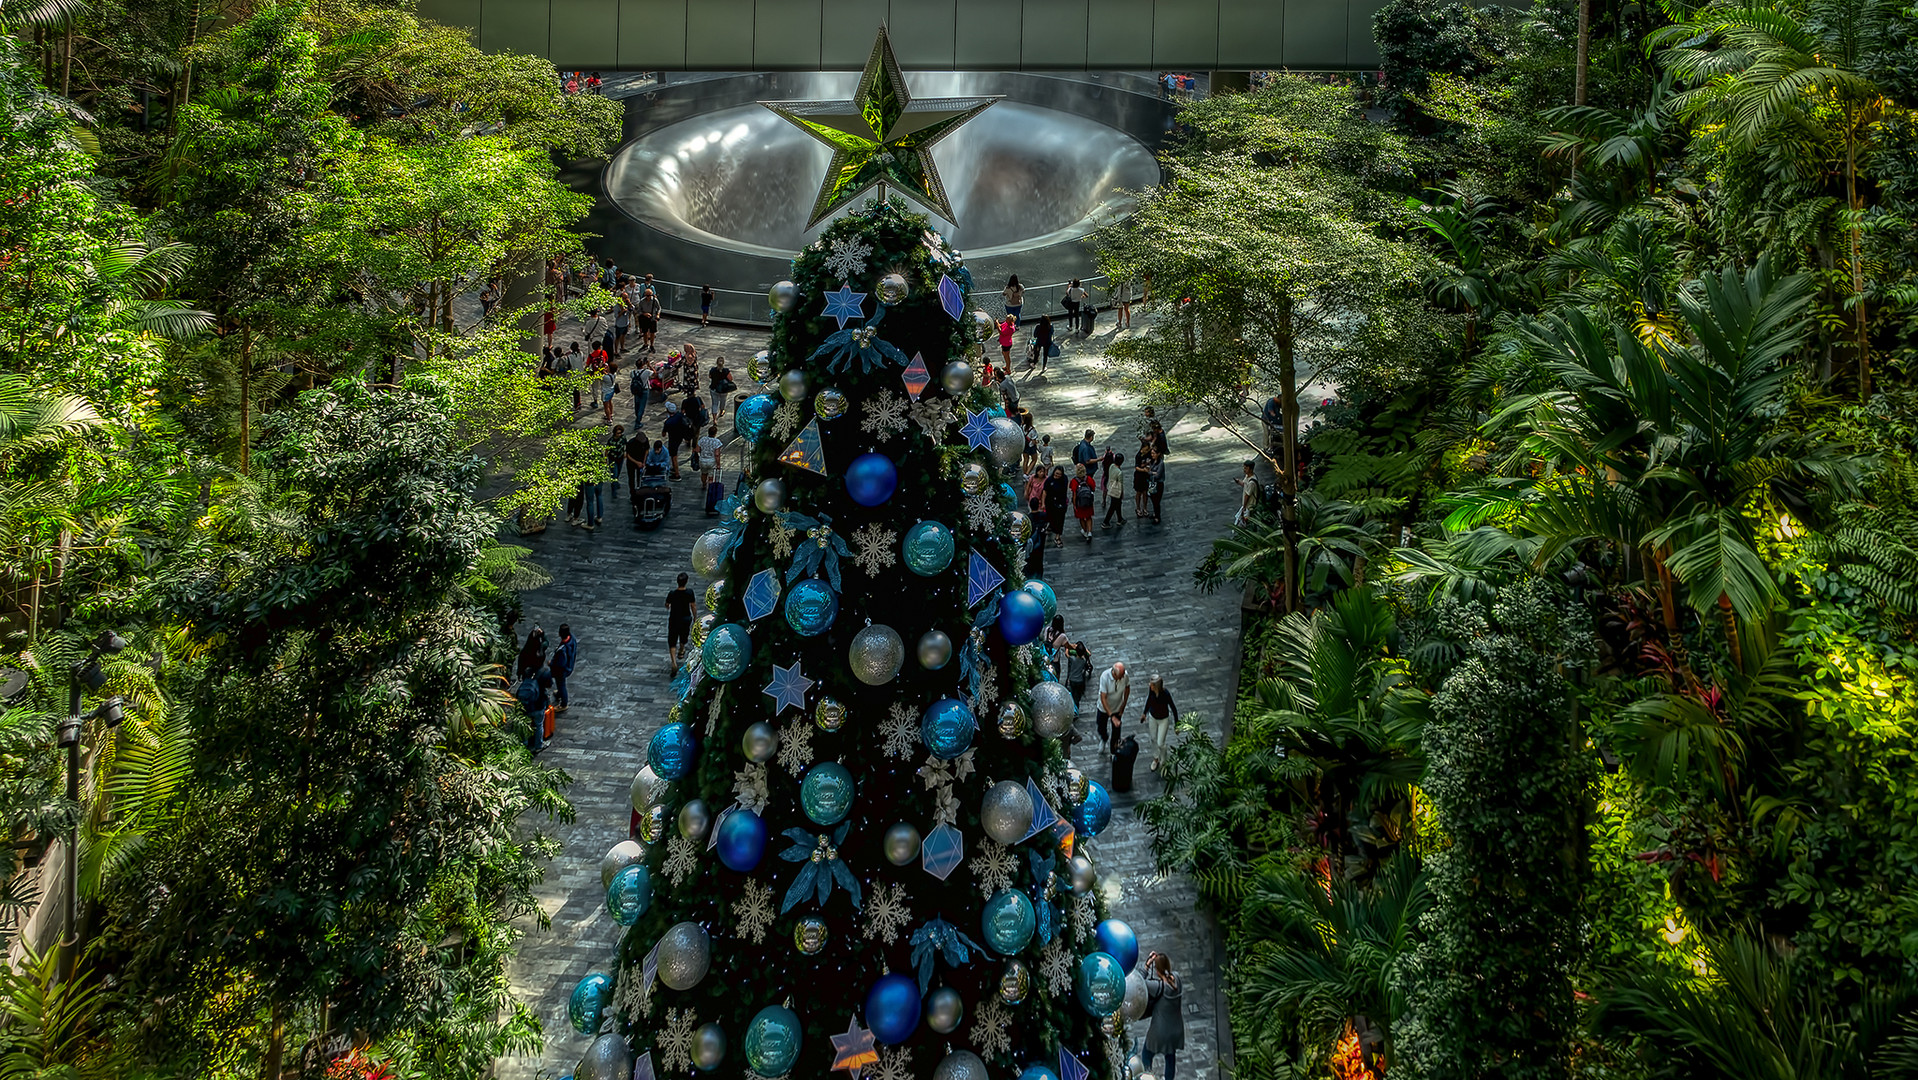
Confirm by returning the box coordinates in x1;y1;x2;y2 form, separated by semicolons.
573;468;603;529
700;283;715;327
1071;463;1096;542
516;659;553;754
1101;446;1127;529
613;296;632;354
1139;674;1180;770
709;356;735;422
1064;278;1090;334
624;428;651;502
1071;429;1098;470
1038;434;1055;471
1065;641;1091;713
1043;465;1069;549
998;315;1016;367
637;287;662;352
999;369;1020;415
551;624;579;711
1113;275;1133;329
1235;459;1259;526
1133;449;1153;520
1025;315;1054;374
553;342;580;411
516;626;548;682
601;359;619;424
631;360;650;427
662;400;690;480
1140;952;1186;1080
1024;465;1047;515
1149;449;1167;524
1002;275;1024;324
1097;661;1130;754
606;424;627;494
698;423;725;515
665;573;696;671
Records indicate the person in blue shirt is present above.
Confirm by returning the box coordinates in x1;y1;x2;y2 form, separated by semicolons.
551;624;579;711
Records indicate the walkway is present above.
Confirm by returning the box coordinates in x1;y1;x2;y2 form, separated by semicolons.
497;313;1246;1079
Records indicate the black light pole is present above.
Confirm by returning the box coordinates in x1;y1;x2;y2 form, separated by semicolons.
56;630;126;984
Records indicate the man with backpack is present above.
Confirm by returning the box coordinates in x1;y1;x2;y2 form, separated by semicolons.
515;661;553;754
1072;429;1099;470
661;400;691;480
551;624;579;711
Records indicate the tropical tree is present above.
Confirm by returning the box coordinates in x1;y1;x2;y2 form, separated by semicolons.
1196;492;1385;609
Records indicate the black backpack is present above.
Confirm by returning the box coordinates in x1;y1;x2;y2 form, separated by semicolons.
1074;482;1094;509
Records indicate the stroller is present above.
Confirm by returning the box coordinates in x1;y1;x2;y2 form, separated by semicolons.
633;475;672;529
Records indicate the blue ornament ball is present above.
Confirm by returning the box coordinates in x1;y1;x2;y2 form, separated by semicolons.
701;622;753;681
846;452;899;507
997;589;1046;646
783;579;838;637
744;1005;803;1075
1076;780;1113;838
1095;919;1139;974
716;808;768;872
1022;579;1058;623
647;723;697;780
919;698;976;760
735;394;778;443
981;889;1037;955
568;972;611;1034
800;762;855;825
1075;951;1127;1016
865;973;922;1045
903;521;956;576
1021;1067;1061;1080
606;864;652;926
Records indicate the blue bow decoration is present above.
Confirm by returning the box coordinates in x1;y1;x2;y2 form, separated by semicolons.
909;917;987;994
808;322;911;375
778;822;862;912
710;495;753;564
780;511;851;594
1025;849;1062;947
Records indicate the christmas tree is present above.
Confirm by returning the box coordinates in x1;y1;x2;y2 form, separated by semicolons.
566;29;1137;1080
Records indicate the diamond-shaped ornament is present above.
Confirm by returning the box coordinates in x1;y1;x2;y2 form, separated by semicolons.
921;822;964;880
743;569;781;621
1051;819;1076;858
967;551;1006;607
1023;778;1060;842
779;419;828;474
634;1052;657;1080
902;353;931;401
1059;1048;1089;1080
709;804;738;850
938;274;965;320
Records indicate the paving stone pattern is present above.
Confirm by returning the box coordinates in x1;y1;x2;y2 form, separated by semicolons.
499;313;1246;1080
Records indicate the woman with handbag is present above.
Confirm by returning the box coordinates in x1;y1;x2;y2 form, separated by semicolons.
1140;951;1185;1080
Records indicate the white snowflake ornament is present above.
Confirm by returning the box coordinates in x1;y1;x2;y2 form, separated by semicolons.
862;881;911;945
964;493;1001;532
862;390;910;437
880;702;918;760
824;237;872;280
852;523;898;576
734;879;775;943
660;1007;696;1073
777;717;814;775
663;834;699;887
869;1045;913;1080
969;998;1012;1059
970;838;1016;897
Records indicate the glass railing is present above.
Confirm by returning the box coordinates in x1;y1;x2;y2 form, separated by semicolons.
641;275;1119;329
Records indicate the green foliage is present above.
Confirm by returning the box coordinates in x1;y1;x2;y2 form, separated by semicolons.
1373;0;1506;122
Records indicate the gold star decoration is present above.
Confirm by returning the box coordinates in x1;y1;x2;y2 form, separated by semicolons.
761;27;999;227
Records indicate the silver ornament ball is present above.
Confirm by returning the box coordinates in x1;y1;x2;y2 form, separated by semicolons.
704;577;730;613
768;280;799;314
601;840;646;888
814;697;848;732
934;1050;990;1080
677;798;713;844
1000;958;1031;1004
691;613;718;649
969;310;996;342
1123;969;1150;1021
987;417;1024;468
959;462;991;497
924;986;964;1034
1064;767;1091;806
779;369;808;403
814;388;849;421
639;803;670;844
941;360;973;396
1068;852;1097;895
849;624;905;686
917;629;953;671
656;921;711;990
575;1033;634;1080
883;822;923;866
1007;510;1033;541
793;915;829;956
1030;680;1077;739
691;1023;728;1071
691;528;731;578
996;701;1029;739
878;273;910;305
749;350;774;384
629;767;667;813
754;478;786;514
742;721;779;763
979;780;1035;845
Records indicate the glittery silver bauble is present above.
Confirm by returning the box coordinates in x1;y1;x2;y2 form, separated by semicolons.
988;417;1024;468
749;350;774;384
742;722;778;764
1030;680;1077;739
917;630;953;671
934;1050;989;1080
601;840;645;888
768;280;798;314
969;310;995;342
677;799;713;844
883;822;922;866
1007;511;1033;541
779;369;808;403
691;528;730;578
793;915;829;955
924;986;964;1034
629;767;667;814
996;700;1029;738
814;389;849;420
959;463;991;496
691;613;717;649
979;780;1035;845
1124;969;1150;1021
1065;767;1091;806
814;697;847;732
878;273;910;305
941;361;973;396
691;1023;727;1070
656;921;711;990
1101;1016;1121;1038
639;803;670;844
950;250;966;269
754;478;786;514
849;624;905;686
575;1033;633;1080
1068;852;1097;894
999;958;1031;1004
705;577;729;613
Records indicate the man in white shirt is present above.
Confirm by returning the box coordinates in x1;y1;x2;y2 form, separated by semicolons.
1097;662;1129;753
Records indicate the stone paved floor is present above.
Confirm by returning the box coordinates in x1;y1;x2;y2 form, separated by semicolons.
499;312;1246;1080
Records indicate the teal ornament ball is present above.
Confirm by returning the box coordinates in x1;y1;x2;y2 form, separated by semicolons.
568;973;611;1034
800;762;855;825
981;888;1037;954
606;864;651;926
919;698;976;760
1076;951;1127;1016
744;1005;803;1076
701;622;753;681
903;521;956;575
1022;579;1057;622
735;394;778;443
1020;1066;1061;1080
647;723;696;780
783;579;838;637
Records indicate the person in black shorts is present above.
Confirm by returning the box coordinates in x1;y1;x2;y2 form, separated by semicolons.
665;572;696;670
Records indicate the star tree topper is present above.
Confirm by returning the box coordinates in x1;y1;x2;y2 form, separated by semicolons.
761;27;1000;227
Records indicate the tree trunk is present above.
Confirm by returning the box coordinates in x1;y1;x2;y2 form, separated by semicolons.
240;326;252;476
1570;0;1592;185
1845;120;1869;400
265;999;285;1080
60;20;73;98
1276;293;1301;614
